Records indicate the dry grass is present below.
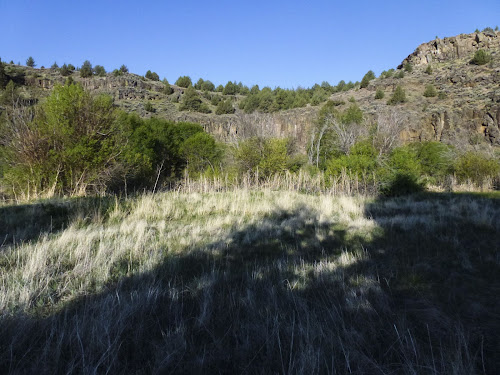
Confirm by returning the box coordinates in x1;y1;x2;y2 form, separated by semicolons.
0;188;499;374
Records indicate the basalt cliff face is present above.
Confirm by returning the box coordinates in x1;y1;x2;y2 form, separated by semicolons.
9;30;500;150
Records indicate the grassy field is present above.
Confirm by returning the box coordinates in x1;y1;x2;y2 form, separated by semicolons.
0;189;499;374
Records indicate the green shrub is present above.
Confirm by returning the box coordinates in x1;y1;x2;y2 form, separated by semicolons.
175;76;192;88
179;87;211;113
404;63;413;72
438;91;447;100
387;86;407;105
80;60;93;78
180;132;222;174
423;84;437;97
341;103;363;124
201;80;215;92
375;89;385;99
470;49;492;65
93;65;106;77
144;101;155;113
163;79;174;95
395;70;405;79
223;81;239;95
360;70;375;89
425;65;433;74
455;151;500;187
26;56;35;68
145;70;159;81
112;69;123;77
194;78;204;90
215;99;235;115
412;141;454;183
216;84;224;92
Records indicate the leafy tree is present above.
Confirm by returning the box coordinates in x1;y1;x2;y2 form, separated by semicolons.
80;60;93;78
223;81;239;95
201;80;215;92
360;70;375;89
375;89;385;99
180;132;221;174
163;79;174;95
26;56;35;68
119;65;129;73
93;65;106;77
387;86;407;105
470;49;492;65
423;84;437;97
179;87;211;113
175;76;192;88
215;99;235;115
412;141;454;183
194;78;205;90
0;80;20;106
145;70;159;81
258;138;289;177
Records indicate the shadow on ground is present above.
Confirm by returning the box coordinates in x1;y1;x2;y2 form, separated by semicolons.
0;193;499;374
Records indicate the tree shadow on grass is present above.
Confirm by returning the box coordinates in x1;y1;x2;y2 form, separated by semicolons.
0;197;121;249
0;193;499;374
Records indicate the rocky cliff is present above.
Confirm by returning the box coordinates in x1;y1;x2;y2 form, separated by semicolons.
9;30;500;151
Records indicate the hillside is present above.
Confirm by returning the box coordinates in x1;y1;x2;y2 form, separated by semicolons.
2;30;500;151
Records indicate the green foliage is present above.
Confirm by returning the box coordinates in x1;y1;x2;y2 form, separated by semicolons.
201;80;215;92
59;64;71;76
341;103;363;124
482;27;495;34
1;84;118;195
175;76;192;88
0;58;7;89
67;64;75;71
395;70;405;79
438;91;447;100
119;65;129;73
412;141;454;183
310;87;327;106
0;80;20;106
222;81;239;95
470;49;492;65
179;87;211;113
145;70;159;81
215;99;235;115
26;56;35;68
423;84;437;97
425;65;433;74
50;62;59;70
194;78;204;90
216;84;224;92
180;132;221;174
112;69;123;77
162;79;174;95
93;65;106;77
144;101;155;113
387;86;407;105
80;60;93;78
375;89;385;99
360;70;375;89
325;140;378;180
258;138;289;177
455;152;500;187
404;63;413;72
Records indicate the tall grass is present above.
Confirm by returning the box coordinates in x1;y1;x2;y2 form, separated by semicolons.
0;189;499;373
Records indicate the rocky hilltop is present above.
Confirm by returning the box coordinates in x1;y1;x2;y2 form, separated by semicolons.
5;30;500;151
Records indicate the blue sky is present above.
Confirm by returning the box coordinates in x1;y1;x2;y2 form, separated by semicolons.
1;0;499;89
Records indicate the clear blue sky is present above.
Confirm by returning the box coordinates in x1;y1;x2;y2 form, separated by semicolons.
1;0;499;89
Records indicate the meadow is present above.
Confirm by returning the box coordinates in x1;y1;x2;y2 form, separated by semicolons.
1;187;499;374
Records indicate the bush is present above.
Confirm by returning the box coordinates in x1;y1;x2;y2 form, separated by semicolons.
144;101;155;113
375;89;385;99
179;87;211;113
194;78;204;90
395;70;405;79
175;76;192;88
112;69;123;77
342;103;363;124
80;60;93;78
215;99;235;115
360;70;375;89
425;65;433;74
145;70;159;81
180;132;221;174
201;80;215;92
387;86;407;105
455;151;500;187
26;56;35;68
470;49;492;65
423;84;437;97
404;63;413;72
325;141;378;180
93;65;106;77
0;59;7;89
222;81;239;95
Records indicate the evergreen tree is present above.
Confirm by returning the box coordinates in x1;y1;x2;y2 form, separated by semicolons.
26;56;35;67
360;70;375;89
215;99;235;115
93;65;106;77
145;70;159;81
80;60;93;78
119;65;129;73
175;76;192;88
387;86;407;105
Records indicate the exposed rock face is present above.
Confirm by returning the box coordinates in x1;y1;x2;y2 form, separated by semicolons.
400;31;500;67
